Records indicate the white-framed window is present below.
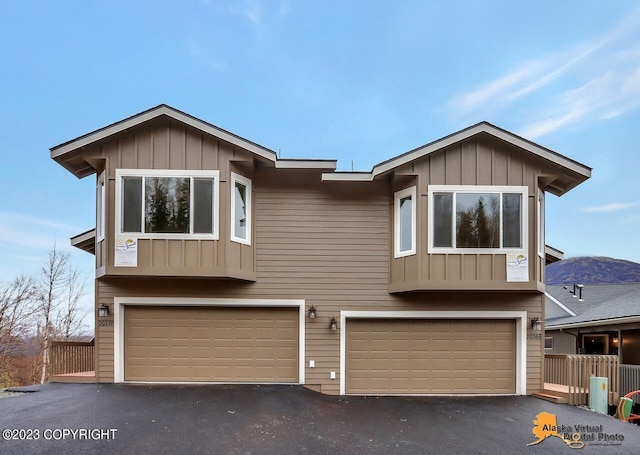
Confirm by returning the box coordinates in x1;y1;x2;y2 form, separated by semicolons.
114;169;220;239
537;189;545;258
230;173;252;245
394;186;416;258
544;337;553;350
428;185;528;254
97;171;106;242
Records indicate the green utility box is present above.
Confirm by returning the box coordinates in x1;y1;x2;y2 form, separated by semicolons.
589;376;608;414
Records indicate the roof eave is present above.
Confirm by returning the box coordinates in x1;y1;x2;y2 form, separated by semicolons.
70;228;96;255
51;104;279;178
369;122;591;194
546;315;640;330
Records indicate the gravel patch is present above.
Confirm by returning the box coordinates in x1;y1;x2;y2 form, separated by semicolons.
0;388;25;399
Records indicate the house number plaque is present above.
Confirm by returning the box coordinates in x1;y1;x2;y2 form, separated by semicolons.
98;320;114;327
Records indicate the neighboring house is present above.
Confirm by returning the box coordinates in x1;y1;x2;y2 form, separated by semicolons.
51;105;591;396
545;284;640;365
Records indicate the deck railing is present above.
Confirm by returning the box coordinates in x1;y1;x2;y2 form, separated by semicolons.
49;340;95;375
620;364;640;404
544;354;619;406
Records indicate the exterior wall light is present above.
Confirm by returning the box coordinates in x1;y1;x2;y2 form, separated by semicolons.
530;317;542;331
99;304;110;318
308;306;317;319
329;317;338;331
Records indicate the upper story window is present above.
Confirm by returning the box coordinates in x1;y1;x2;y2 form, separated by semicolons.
428;185;528;254
230;172;252;245
97;171;106;242
394;186;416;258
115;169;220;239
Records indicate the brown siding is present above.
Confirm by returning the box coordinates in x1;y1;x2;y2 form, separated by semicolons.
545;330;577;354
83;118;255;279
391;135;552;292
95;170;544;395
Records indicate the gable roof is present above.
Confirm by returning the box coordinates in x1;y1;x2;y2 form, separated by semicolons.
51;104;337;178
545;283;640;329
322;121;592;196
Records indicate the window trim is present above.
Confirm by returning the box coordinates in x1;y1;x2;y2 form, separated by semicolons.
394;186;417;258
97;171;106;242
114;169;220;240
544;336;553;350
427;185;528;254
537;189;545;258
230;172;252;245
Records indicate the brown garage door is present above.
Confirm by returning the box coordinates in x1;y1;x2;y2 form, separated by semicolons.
346;319;515;394
124;306;298;382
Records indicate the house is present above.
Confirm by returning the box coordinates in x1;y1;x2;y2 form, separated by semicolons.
545;283;640;365
50;104;591;396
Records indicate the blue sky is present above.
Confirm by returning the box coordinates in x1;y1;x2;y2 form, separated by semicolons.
1;1;640;324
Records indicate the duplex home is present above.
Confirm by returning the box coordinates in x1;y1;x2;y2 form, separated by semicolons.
51;105;591;396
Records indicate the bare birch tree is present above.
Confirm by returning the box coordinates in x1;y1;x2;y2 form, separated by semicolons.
55;266;87;340
0;275;35;387
36;244;88;384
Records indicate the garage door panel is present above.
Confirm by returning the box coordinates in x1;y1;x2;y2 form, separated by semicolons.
125;306;298;382
346;319;515;394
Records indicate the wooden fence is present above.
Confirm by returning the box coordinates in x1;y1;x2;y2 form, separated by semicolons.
49;340;94;375
620;364;640;404
544;354;619;406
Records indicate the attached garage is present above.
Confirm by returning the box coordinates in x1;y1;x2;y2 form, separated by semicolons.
121;305;300;383
345;318;517;395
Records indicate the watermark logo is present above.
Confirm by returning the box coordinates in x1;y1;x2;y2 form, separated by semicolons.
527;412;624;449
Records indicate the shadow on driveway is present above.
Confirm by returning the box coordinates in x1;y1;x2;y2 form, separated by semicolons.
1;384;639;454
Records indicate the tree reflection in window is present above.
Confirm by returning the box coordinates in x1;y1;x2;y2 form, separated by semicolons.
456;193;500;248
145;177;190;233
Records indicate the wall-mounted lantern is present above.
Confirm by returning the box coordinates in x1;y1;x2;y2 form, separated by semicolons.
530;317;542;331
308;306;317;319
329;317;338;331
99;304;110;318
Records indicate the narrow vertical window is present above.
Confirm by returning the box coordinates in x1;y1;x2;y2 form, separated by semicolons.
193;178;214;234
230;173;252;245
502;193;522;248
122;176;143;233
394;186;416;258
432;193;452;247
97;172;106;242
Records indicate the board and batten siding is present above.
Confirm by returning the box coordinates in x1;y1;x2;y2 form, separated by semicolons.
84;117;255;279
95;170;544;395
390;135;549;292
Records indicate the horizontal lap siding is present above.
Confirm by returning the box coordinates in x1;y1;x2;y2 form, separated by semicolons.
95;170;543;395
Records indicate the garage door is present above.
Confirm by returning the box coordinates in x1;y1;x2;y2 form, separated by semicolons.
124;306;298;382
346;319;515;394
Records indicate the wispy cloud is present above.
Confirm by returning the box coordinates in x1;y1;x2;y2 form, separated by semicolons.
0;211;83;251
447;6;640;139
580;202;638;213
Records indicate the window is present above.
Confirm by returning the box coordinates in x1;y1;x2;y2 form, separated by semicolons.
115;169;219;239
544;337;553;350
394;186;416;258
97;171;106;242
428;185;528;253
230;173;252;245
537;190;545;258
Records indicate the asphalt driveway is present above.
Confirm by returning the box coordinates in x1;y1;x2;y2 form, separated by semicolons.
1;384;639;454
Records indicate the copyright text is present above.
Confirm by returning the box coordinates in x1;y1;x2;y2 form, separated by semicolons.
2;428;117;441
